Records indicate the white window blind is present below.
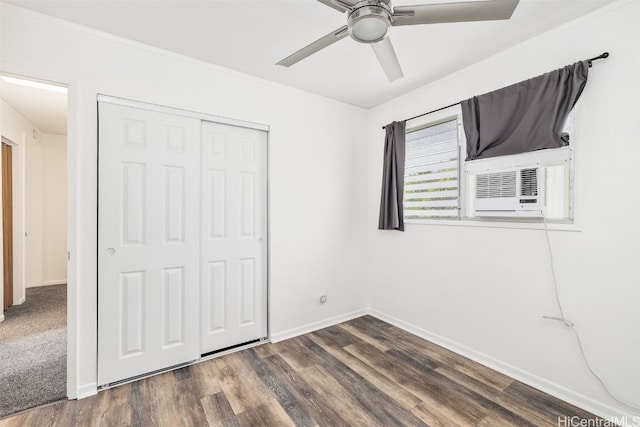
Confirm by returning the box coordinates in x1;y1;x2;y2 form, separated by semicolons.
404;118;460;220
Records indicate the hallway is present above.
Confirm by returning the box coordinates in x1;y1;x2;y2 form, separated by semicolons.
0;284;66;418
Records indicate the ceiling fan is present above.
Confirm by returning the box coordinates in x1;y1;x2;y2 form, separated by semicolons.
277;0;519;82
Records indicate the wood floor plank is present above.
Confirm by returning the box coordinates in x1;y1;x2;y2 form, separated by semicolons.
411;401;464;427
74;383;132;427
200;392;240;427
172;366;191;381
208;352;271;415
343;316;397;349
237;398;298;427
344;315;393;336
0;401;62;427
260;353;351;426
308;331;423;410
309;324;362;349
338;323;392;352
435;365;560;426
188;359;223;398
0;315;601;426
49;397;82;426
505;380;598;421
276;337;329;371
344;340;488;425
251;342;281;359
130;371;181;426
171;371;209;426
299;365;394;427
382;326;515;391
387;346;536;427
298;335;428;426
32;403;65;427
477;413;532;427
240;348;318;427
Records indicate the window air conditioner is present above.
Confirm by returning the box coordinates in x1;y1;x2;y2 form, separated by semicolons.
473;166;543;217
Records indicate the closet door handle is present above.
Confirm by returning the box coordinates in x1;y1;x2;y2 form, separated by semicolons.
105;248;116;256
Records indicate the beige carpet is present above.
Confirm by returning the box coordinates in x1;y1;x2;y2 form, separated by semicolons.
0;284;66;418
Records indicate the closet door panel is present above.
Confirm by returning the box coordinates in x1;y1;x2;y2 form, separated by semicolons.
98;101;200;386
201;121;267;354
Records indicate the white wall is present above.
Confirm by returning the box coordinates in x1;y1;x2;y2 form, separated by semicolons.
1;3;369;397
41;134;67;284
6;106;67;289
366;0;640;420
24;127;43;287
25;133;67;287
1;101;66;302
0;99;31;307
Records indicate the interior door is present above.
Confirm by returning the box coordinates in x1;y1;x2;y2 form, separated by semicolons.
201;121;267;354
98;101;201;385
2;143;13;310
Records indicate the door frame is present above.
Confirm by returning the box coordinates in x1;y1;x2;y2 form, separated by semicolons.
0;135;26;318
2;141;14;311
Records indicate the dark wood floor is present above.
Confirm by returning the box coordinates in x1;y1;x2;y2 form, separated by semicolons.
0;315;598;426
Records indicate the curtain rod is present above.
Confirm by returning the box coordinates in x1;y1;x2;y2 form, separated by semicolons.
382;52;609;130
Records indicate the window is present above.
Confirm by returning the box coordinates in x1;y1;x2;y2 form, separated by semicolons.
403;107;575;223
404;117;461;220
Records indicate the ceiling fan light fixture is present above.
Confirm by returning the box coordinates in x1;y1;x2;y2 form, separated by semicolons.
348;5;391;43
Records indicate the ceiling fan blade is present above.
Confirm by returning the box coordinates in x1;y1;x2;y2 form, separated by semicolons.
316;0;354;13
371;37;404;82
277;26;349;67
392;0;519;26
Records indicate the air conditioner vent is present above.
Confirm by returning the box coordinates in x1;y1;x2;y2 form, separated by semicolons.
476;171;516;199
472;165;542;218
520;168;538;196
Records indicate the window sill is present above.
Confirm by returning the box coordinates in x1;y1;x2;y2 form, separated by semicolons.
403;218;581;232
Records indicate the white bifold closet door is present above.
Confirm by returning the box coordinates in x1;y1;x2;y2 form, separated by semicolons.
98;99;267;386
200;121;267;354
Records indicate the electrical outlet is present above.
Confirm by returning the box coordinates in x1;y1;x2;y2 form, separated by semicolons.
320;295;327;304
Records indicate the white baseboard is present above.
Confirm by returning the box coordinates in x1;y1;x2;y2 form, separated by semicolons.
27;280;67;288
0;313;4;323
369;308;638;423
76;382;98;400
270;308;368;343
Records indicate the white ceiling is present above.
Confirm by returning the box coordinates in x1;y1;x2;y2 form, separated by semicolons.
0;78;68;135
4;0;614;109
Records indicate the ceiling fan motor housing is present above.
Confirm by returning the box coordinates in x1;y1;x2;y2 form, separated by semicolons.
348;1;392;44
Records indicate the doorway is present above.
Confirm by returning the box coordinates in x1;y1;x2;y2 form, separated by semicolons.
0;74;68;417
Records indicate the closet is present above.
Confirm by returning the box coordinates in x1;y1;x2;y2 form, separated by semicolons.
97;97;267;386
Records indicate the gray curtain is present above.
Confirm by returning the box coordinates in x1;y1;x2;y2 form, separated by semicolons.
378;121;406;231
462;61;589;161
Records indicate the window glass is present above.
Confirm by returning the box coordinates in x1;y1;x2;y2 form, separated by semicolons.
404;118;460;220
